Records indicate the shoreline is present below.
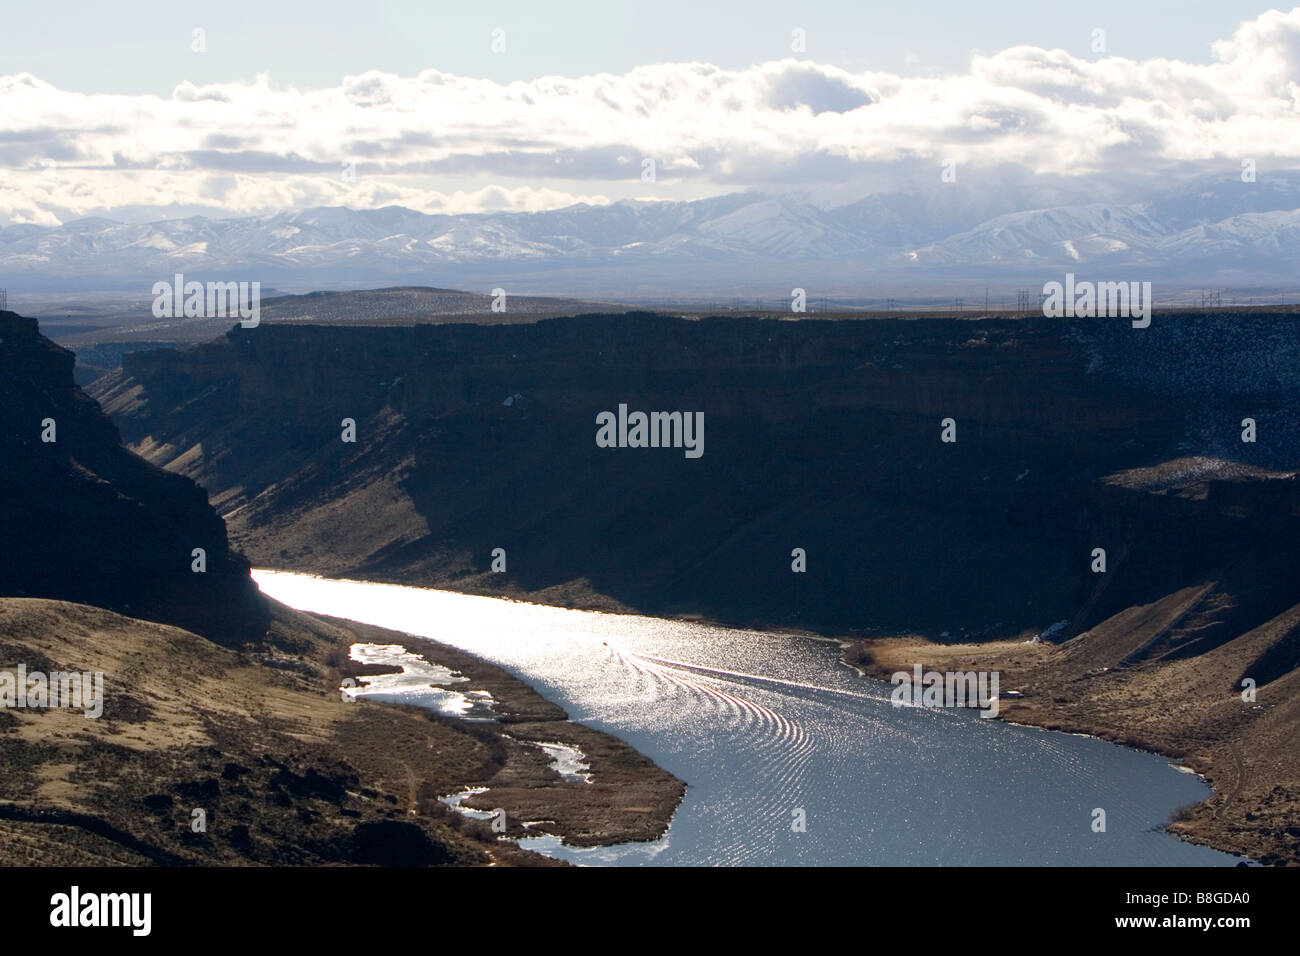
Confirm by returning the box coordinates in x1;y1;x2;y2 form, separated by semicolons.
0;595;683;866
256;568;1292;864
843;634;1294;866
314;612;686;851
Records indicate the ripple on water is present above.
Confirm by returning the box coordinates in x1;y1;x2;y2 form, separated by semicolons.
254;570;1245;867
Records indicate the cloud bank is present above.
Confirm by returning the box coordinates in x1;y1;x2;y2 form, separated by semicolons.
3;8;1300;225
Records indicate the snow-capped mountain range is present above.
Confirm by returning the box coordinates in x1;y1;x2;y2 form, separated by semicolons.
6;173;1300;296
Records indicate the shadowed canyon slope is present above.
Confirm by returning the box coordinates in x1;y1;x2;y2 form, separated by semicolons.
91;312;1300;645
0;309;268;646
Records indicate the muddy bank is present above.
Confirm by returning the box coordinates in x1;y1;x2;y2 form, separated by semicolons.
319;614;684;847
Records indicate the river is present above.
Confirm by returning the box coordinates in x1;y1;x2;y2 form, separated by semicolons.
252;569;1241;866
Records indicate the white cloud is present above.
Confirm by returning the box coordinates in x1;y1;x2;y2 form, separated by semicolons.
3;8;1300;224
0;170;609;225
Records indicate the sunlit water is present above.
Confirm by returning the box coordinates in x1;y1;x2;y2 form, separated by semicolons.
343;642;495;718
254;570;1241;866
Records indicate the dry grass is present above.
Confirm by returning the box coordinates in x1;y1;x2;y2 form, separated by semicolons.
0;597;683;865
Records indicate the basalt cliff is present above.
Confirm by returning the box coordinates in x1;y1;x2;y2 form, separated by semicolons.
1;308;267;646
91;311;1300;644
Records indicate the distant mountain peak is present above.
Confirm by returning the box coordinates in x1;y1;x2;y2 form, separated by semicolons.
7;176;1300;294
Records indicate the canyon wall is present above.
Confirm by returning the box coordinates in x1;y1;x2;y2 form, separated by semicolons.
90;312;1300;643
1;310;268;645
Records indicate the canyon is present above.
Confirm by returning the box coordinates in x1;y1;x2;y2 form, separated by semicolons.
89;311;1300;642
0;306;683;865
84;308;1300;863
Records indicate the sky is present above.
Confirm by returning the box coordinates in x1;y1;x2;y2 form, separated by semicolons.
2;1;1300;224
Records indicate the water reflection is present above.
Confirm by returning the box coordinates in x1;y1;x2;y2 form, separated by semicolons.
254;570;1241;867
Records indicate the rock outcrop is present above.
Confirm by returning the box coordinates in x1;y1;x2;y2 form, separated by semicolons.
1;309;268;646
